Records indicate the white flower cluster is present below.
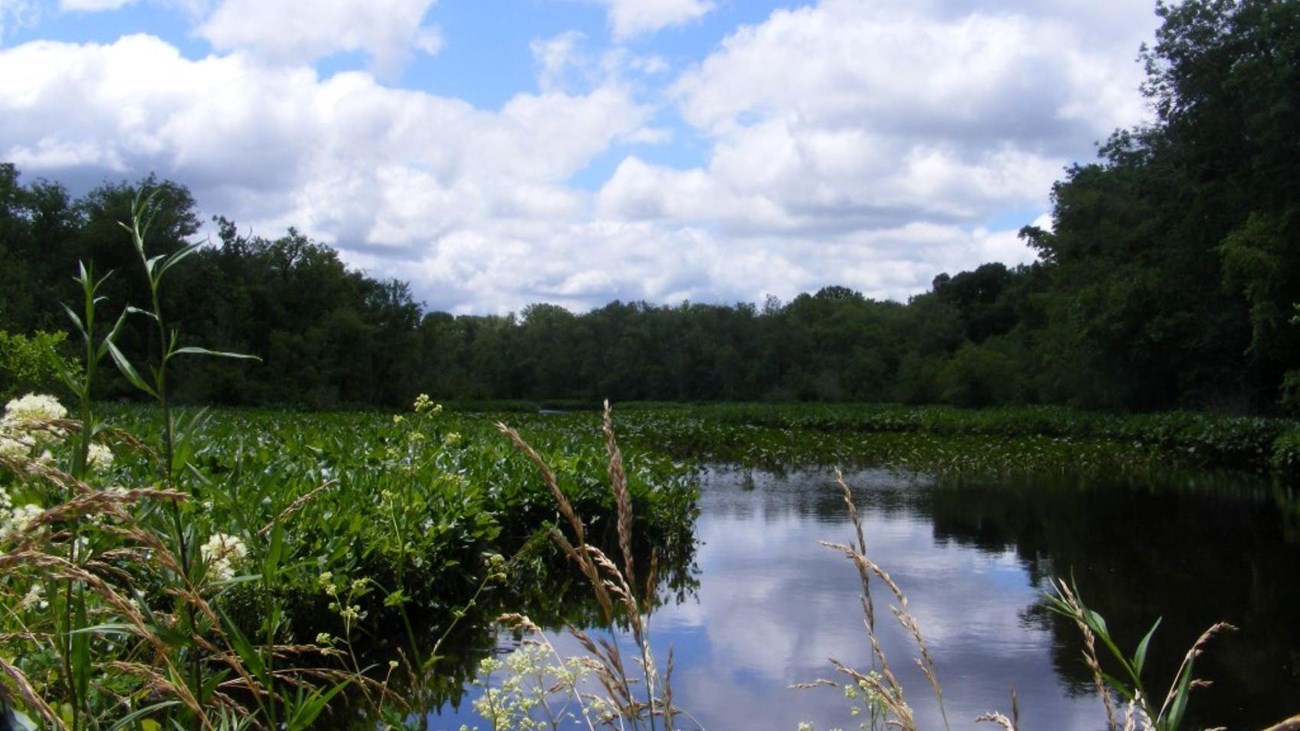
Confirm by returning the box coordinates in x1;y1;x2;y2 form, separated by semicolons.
0;488;44;542
2;393;68;425
200;533;248;582
413;393;442;415
0;393;66;464
87;442;114;472
0;394;115;472
0;434;28;461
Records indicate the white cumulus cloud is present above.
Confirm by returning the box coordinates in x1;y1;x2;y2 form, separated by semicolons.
0;32;659;312
595;0;714;39
0;0;1163;314
195;0;441;73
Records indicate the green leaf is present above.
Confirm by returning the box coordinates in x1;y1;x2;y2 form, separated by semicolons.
199;668;229;706
216;605;266;681
264;521;285;577
124;304;160;323
145;253;167;278
96;308;132;360
56;358;83;396
1099;670;1136;704
283;680;351;731
1162;657;1195;730
1133;617;1162;676
61;303;89;339
107;701;179;731
169;346;261;361
72;590;91;705
1085;608;1109;636
107;340;159;398
71;622;139;636
157;243;202;278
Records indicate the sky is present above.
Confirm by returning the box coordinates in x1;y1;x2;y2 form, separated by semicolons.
0;0;1160;315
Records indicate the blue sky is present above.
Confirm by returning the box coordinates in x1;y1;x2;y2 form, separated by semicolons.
0;0;1160;314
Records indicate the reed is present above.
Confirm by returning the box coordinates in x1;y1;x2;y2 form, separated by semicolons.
490;400;683;730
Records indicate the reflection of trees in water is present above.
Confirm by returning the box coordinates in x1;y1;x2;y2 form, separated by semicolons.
919;472;1300;728
341;515;701;728
698;464;930;521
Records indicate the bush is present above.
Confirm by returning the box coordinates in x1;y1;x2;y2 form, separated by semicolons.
1270;426;1300;476
0;329;70;401
940;343;1023;408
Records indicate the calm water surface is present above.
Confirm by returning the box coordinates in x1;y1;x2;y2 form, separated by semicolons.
432;466;1300;730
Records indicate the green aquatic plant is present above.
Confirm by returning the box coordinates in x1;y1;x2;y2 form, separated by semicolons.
1044;578;1234;731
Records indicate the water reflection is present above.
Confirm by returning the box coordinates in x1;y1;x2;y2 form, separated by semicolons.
429;466;1300;730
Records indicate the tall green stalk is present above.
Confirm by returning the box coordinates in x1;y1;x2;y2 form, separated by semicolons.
52;261;128;731
105;187;258;728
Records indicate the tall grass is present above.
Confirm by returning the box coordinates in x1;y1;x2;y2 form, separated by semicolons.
492;401;683;731
0;189;371;730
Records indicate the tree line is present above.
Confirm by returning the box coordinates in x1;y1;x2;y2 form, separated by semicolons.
1;0;1297;414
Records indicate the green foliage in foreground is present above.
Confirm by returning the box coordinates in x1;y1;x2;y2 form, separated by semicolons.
0;395;700;730
101;404;699;623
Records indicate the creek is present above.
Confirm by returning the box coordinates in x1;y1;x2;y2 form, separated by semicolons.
430;465;1300;729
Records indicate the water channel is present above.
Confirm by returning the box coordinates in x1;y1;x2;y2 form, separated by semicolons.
430;465;1300;729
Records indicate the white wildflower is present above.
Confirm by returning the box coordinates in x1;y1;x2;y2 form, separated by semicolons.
2;393;68;424
87;443;114;472
0;435;30;462
200;533;247;582
2;394;67;446
413;393;441;415
1;503;44;541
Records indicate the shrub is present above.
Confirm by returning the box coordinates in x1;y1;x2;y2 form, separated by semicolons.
0;330;70;401
1270;426;1300;476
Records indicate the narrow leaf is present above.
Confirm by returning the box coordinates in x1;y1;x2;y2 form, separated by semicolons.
107;340;158;398
1133;617;1162;676
108;702;179;731
285;681;351;731
124;304;160;322
216;605;265;679
1163;659;1195;730
157;243;202;277
170;346;261;361
61;303;89;339
145;253;166;277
